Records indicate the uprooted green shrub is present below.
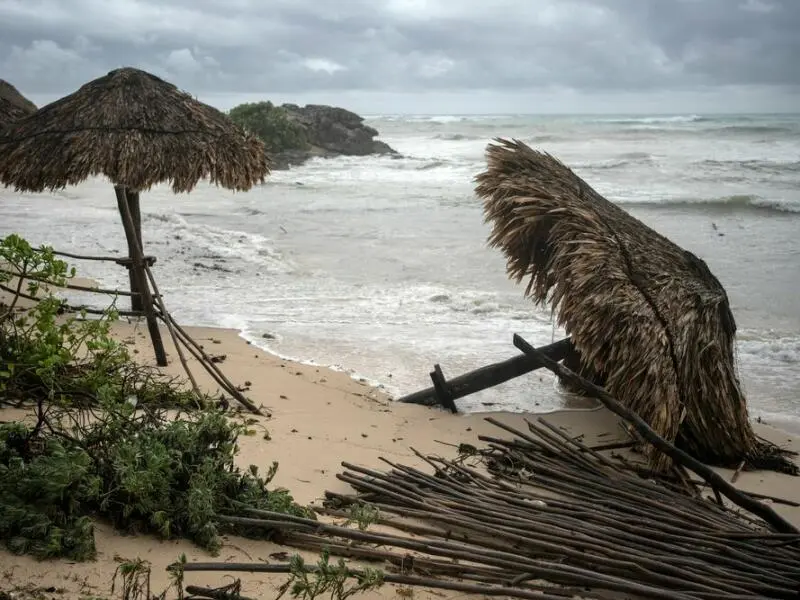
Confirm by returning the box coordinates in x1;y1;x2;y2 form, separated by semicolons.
0;404;312;560
0;234;312;560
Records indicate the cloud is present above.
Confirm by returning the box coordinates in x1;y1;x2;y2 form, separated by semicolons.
301;58;346;75
1;0;797;112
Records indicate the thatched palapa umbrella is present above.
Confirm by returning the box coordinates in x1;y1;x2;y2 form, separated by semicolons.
475;138;792;473
0;67;270;366
0;79;36;126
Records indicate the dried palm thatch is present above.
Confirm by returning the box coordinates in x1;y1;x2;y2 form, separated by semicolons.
0;80;36;127
0;67;270;372
0;67;269;192
475;138;787;473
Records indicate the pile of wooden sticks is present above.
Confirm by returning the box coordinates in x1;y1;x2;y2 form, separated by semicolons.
182;415;800;599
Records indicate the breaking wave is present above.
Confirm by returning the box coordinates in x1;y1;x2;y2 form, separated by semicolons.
618;194;800;214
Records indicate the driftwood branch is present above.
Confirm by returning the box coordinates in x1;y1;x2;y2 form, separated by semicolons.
397;337;573;406
512;333;799;535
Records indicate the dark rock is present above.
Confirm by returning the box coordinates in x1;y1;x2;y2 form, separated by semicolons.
270;104;399;170
0;79;37;127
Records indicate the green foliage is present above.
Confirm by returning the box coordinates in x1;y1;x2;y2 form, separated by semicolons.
0;425;99;560
111;557;152;600
0;234;197;409
343;503;380;531
0;390;312;560
228;101;308;153
0;234;310;561
278;551;385;600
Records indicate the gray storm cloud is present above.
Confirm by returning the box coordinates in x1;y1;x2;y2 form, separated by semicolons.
0;0;797;110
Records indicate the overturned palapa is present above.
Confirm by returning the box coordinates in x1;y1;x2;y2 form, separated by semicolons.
475;138;790;472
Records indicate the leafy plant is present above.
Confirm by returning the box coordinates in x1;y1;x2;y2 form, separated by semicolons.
111;558;152;600
0;234;310;560
343;503;380;531
228;102;309;153
278;551;385;600
0;234;197;410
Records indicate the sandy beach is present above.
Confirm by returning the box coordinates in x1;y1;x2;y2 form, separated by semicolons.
1;310;798;600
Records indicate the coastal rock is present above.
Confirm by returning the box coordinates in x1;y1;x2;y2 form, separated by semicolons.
0;79;37;126
272;104;398;169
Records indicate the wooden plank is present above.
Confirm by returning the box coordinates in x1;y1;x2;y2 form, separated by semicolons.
396;337;573;407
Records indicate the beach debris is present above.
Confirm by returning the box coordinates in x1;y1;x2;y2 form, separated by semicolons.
396;337;573;408
473;138;789;473
514;332;797;532
180;416;800;600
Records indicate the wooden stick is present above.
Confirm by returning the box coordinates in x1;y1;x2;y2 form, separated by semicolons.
512;333;799;535
184;586;254;600
141;263;201;401
0;268;141;298
430;364;458;413
180;564;613;600
0;282;143;318
160;312;262;414
53;250;131;263
332;457;800;589
125;190;144;313
397;337;573;406
213;513;699;600
115;186;167;366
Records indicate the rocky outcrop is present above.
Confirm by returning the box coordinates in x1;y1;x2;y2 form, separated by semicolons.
0;80;36;126
272;104;398;169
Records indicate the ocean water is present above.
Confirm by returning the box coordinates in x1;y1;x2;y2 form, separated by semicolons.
1;113;799;430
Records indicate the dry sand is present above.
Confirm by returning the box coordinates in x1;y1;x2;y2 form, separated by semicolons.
1;313;798;600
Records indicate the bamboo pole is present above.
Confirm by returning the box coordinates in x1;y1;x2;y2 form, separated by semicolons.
512;333;799;535
140;263;201;401
159;311;262;414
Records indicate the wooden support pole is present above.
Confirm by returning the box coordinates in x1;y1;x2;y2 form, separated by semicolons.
127;191;144;312
396;337;573;406
142;262;202;402
430;364;458;413
160;311;263;415
115;186;144;313
115;185;167;367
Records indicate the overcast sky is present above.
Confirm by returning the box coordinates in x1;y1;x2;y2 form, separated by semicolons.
1;0;798;114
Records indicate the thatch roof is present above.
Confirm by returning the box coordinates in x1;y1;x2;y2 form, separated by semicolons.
0;80;36;126
474;138;763;471
0;68;268;193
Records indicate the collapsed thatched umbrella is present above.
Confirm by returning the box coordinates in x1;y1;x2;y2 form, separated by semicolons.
0;67;270;366
0;80;36;126
475;138;787;472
